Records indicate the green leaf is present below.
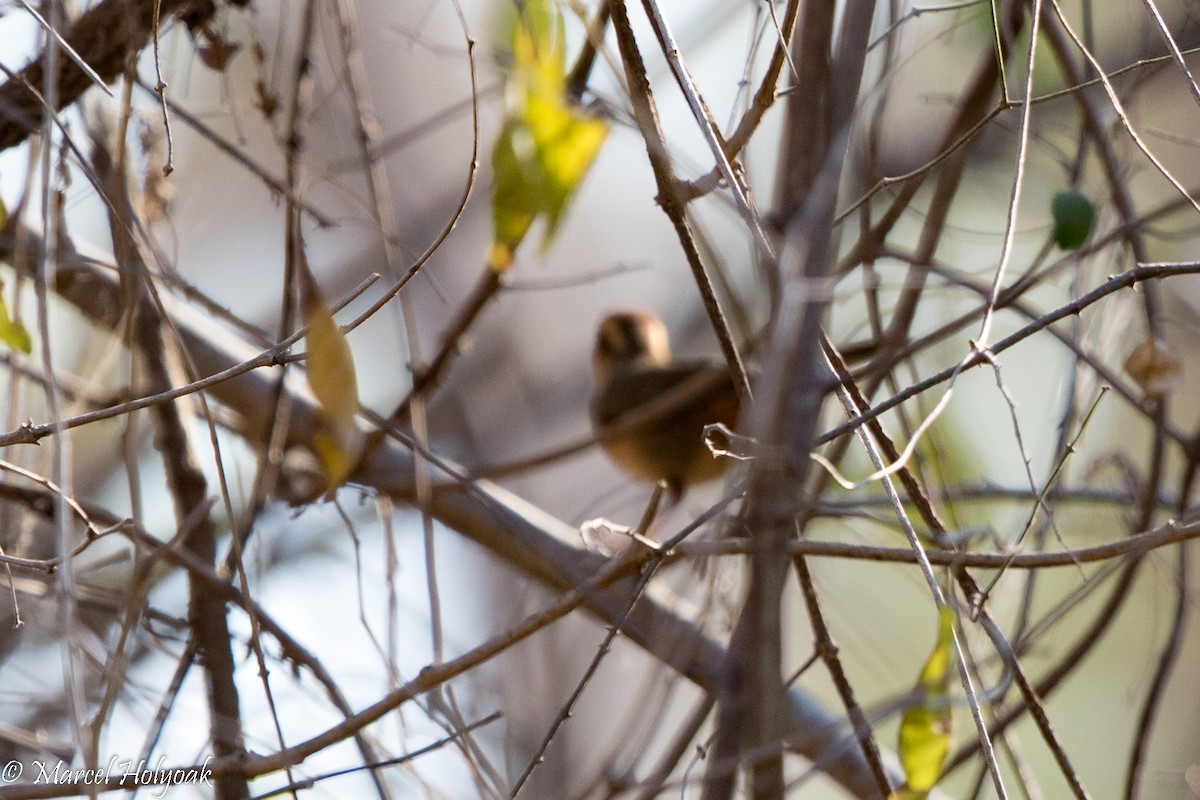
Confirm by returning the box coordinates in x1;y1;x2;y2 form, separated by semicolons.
898;605;956;796
1051;189;1094;250
0;195;30;354
0;294;31;355
489;0;607;270
490;117;542;268
506;0;565;88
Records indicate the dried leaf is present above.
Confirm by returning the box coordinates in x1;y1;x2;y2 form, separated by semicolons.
197;32;240;72
299;267;363;494
255;80;279;120
1124;338;1182;398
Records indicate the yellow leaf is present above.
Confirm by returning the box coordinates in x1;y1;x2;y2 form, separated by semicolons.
311;428;360;495
899;605;956;796
299;267;363;493
525;92;607;248
489;0;607;269
0;283;30;354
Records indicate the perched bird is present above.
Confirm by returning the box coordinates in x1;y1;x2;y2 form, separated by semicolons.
590;310;741;500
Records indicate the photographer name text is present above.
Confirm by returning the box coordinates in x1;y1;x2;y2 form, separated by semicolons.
2;755;214;797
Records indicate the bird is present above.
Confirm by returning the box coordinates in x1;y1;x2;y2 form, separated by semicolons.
589;310;741;501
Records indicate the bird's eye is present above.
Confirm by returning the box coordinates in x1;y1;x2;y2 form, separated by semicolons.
598;316;638;358
613;317;643;354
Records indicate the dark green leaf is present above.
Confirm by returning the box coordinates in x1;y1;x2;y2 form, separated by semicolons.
1052;189;1094;250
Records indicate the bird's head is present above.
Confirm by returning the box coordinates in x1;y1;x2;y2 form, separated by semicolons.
592;310;671;387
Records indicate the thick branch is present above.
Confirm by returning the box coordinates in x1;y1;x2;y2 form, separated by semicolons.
27;234;898;799
95;136;248;799
0;0;214;153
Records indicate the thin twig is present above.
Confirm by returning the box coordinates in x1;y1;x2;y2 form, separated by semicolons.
637;0;774;261
1123;455;1198;800
820;262;1200;449
12;0;114;99
1047;0;1200;217
975;0;1040;349
133;80;335;227
793;554;893;797
608;0;752;403
825;350;1008;798
509;545;661;798
149;0;173;175
670;514;1200;568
